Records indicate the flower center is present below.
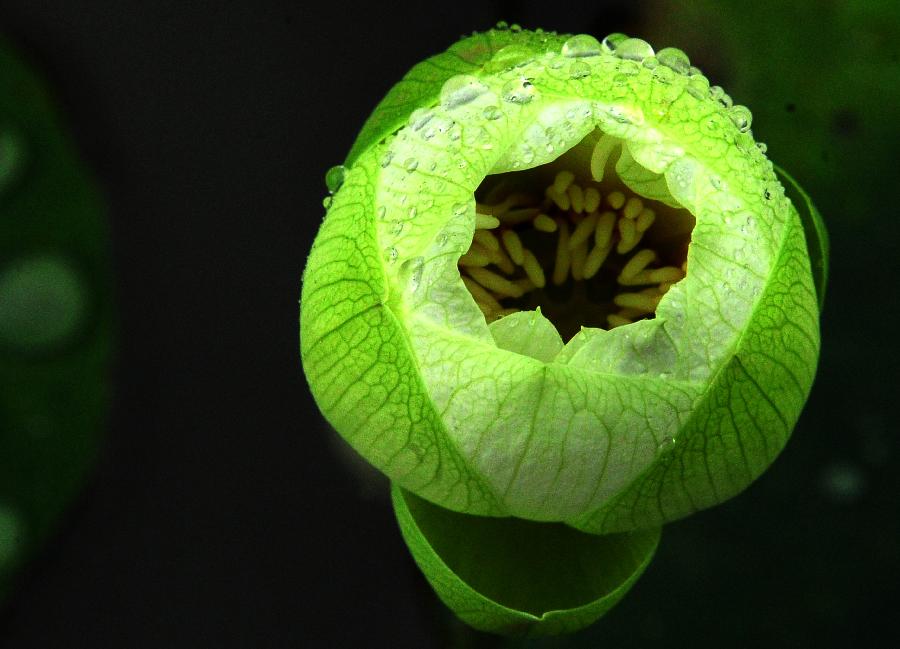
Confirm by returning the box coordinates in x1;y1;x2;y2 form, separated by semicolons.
459;132;696;341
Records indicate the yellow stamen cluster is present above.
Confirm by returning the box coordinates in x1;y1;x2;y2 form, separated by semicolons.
461;170;688;331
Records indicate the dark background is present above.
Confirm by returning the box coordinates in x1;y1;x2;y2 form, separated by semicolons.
1;1;898;647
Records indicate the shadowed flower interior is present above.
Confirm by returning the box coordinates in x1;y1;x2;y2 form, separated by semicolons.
459;128;695;340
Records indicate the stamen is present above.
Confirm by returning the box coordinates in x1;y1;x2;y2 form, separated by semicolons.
475;214;501;229
613;291;661;313
582;242;612;279
636;208;656;232
474;229;500;252
647;267;686;284
485;244;516;275
569;212;600;250
497;207;540;225
594;211;616;249
607;191;625;210
568;184;585;214
570;238;589;281
459;248;490;267
534;214;558;232
616;216;639;254
618;249;658;282
501;230;525;265
462;276;503;315
522;250;547;288
553;170;575;194
545;186;571;211
467;267;525;298
584;187;601;213
590;134;621;182
552;220;571;286
623;197;643;220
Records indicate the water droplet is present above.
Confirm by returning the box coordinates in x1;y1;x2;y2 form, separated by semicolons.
408;108;434;131
384;246;398;264
642;55;659;69
322;196;332;209
756;142;768;154
656;47;690;75
569;61;591;79
404;158;418;172
521;147;535;164
483;105;502;121
452;202;468;217
509;23;522;32
380;151;394;168
561;34;602;58
652;64;675;84
495;20;509;30
728;105;753;132
400;256;425;292
709;85;733;109
601;32;628;53
487;45;533;72
436;233;449;247
324;165;346;194
391;220;405;236
440;75;489;109
686;75;710;99
0;255;89;353
614;38;654;61
0;126;28;197
501;78;536;104
377;206;387;220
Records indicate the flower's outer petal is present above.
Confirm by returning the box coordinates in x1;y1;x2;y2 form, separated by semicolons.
573;209;819;533
775;164;829;311
391;483;660;636
300;150;505;515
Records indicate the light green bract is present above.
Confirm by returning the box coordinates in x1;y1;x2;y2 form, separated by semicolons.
300;27;824;636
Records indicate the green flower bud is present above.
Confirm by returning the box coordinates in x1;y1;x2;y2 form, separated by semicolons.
300;26;825;636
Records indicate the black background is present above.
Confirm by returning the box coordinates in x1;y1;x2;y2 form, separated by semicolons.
1;1;898;648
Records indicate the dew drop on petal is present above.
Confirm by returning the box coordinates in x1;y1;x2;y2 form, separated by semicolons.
324;165;346;194
440;75;489;109
501;78;536;104
601;32;628;53
322;196;332;209
569;61;591;79
482;105;502;121
728;105;753;132
561;34;602;58
656;47;691;75
757;142;768;154
614;38;654;61
380;151;394;168
384;246;398;264
404;157;419;172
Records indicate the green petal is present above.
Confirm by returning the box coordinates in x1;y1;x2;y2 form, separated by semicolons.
774;164;829;311
391;484;660;636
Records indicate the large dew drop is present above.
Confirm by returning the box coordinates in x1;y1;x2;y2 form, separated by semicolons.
728;105;753;133
614;38;655;62
501;78;537;104
656;47;691;75
324;165;346;194
601;33;628;53
440;75;489;109
561;34;602;58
